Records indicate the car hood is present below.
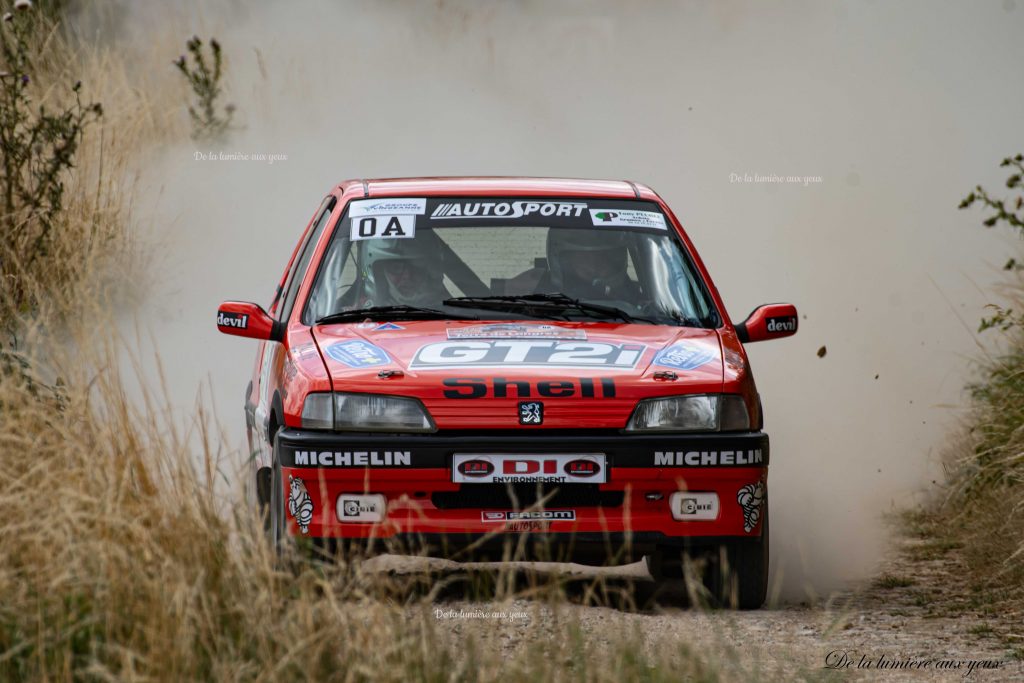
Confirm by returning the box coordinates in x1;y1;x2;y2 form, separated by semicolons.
311;320;724;429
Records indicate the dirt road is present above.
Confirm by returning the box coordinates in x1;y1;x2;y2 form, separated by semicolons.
365;534;1023;681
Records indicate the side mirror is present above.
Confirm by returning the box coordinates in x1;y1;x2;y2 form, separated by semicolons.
735;303;798;343
216;301;282;342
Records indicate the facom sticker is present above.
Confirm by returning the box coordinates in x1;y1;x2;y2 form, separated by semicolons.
373;322;404;331
349;198;426;217
589;209;667;230
410;340;645;370
325;340;391;368
480;510;576;522
652;342;717;371
447;323;586;340
431;201;587;220
350;214;415;241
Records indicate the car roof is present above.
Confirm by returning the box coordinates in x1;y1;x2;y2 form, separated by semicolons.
336;176;661;201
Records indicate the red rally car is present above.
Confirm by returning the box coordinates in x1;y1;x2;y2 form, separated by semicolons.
217;177;797;608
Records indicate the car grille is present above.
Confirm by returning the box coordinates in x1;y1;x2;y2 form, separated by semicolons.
431;484;624;510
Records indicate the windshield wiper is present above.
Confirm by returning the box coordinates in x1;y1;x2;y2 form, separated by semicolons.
315;305;478;325
443;293;653;324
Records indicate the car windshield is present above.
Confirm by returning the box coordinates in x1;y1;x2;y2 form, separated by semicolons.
302;197;720;327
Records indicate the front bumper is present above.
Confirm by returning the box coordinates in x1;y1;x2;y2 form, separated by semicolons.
276;428;768;546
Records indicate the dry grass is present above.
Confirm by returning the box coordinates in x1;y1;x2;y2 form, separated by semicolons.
0;333;722;681
907;275;1024;621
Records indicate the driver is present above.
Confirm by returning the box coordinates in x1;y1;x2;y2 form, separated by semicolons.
361;234;451;307
546;230;641;301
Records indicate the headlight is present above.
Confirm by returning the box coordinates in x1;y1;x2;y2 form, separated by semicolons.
625;394;749;432
301;392;436;432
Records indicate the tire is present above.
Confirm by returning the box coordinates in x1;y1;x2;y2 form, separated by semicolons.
646;501;769;610
269;434;286;555
643;549;701;608
709;502;769;609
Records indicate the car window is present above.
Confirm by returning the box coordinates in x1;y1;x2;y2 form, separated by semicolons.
302;197;719;327
278;198;335;322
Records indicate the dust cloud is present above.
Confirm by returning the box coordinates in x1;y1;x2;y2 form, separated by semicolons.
103;1;1023;600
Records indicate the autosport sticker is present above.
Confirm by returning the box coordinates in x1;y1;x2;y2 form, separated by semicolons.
348;198;426;217
324;340;391;368
410;340;646;370
589;209;667;230
350;214;415;241
287;475;313;534
481;510;576;522
453;453;607;484
737;481;765;533
652;342;717;371
447;323;586;340
430;201;588;220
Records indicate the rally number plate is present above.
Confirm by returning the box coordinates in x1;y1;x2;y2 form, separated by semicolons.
452;453;607;484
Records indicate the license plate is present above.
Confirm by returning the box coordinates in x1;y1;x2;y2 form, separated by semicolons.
452;453;607;484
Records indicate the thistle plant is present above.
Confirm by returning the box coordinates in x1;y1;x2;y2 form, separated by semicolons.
174;35;235;140
960;154;1024;332
0;0;103;316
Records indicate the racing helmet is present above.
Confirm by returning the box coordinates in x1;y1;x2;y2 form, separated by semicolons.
361;234;446;307
546;228;631;298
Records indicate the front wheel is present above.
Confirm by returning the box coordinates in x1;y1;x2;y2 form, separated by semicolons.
709;507;769;609
646;502;769;610
269;434;286;555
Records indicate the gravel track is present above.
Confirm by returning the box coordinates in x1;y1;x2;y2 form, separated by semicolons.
364;534;1023;681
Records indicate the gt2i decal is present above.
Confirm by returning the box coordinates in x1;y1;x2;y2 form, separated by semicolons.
350;214;415;241
452;454;606;484
766;316;797;334
324;340;391;368
447;323;586;340
442;376;617;399
430;201;587;220
589;209;667;230
217;311;248;329
410;341;646;370
481;510;576;522
348;198;426;217
652;342;717;371
736;481;765;533
287;475;314;534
